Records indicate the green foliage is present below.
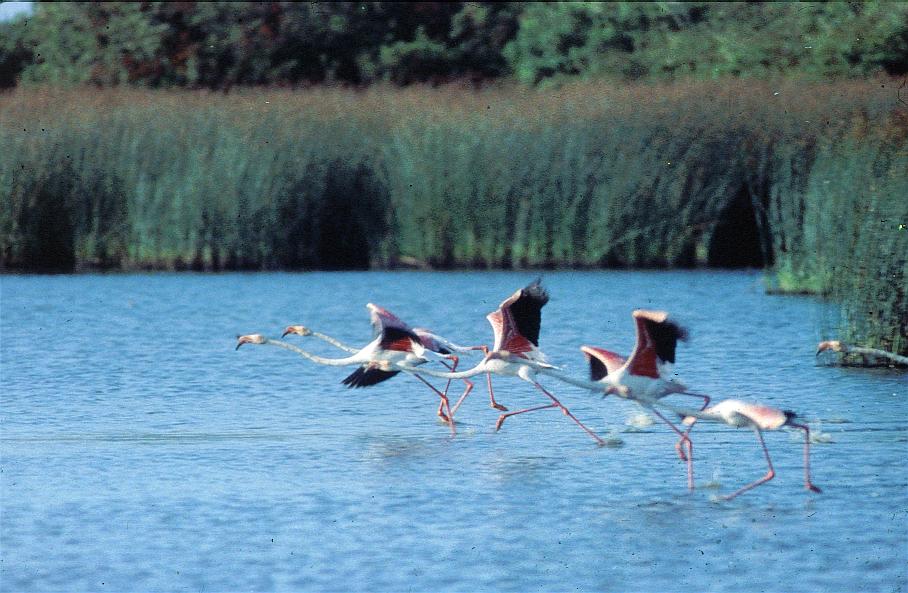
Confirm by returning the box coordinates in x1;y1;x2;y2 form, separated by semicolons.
0;2;520;88
503;2;908;84
763;115;908;355
2;2;906;88
1;81;904;351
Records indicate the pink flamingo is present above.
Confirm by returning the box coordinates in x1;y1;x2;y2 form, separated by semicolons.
281;304;488;423
397;281;606;445
658;399;823;499
236;304;463;434
515;310;713;488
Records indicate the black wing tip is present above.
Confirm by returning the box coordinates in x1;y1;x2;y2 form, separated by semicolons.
783;410;798;422
587;355;608;381
341;367;401;388
523;278;549;306
672;319;690;343
381;325;420;347
641;315;689;364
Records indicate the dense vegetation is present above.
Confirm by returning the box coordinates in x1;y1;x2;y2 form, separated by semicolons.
1;3;905;355
1;2;907;89
1;82;905;353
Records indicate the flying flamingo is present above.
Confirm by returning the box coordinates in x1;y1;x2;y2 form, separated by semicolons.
513;310;713;488
236;304;463;434
396;281;606;445
281;307;491;422
654;398;823;499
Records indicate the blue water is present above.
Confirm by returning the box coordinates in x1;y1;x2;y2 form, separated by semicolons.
2;271;906;592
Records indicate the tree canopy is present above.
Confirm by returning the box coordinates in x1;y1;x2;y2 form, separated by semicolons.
1;1;906;89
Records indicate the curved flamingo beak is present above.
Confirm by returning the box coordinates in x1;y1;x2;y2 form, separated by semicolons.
236;334;265;350
282;325;311;338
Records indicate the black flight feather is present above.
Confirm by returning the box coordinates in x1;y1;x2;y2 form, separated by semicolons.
341;366;400;388
588;355;609;381
379;326;421;350
643;318;688;364
509;279;549;347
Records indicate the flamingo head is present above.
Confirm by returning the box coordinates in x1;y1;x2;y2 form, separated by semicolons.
282;325;312;338
816;340;844;355
236;334;266;350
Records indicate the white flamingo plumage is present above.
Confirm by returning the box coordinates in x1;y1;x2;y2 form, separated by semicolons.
517;310;712;488
236;303;462;434
657;398;823;499
397;281;606;445
281;305;487;423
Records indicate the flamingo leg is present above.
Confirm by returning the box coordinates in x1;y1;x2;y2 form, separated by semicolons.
471;345;507;411
494;403;560;431
789;422;822;493
438;359;457;419
450;371;504;416
532;382;605;446
439;358;474;424
649;408;695;490
673;391;711;462
412;374;456;436
439;358;457;397
722;426;775;500
486;372;507;411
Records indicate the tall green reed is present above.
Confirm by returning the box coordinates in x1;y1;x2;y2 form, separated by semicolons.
0;82;904;351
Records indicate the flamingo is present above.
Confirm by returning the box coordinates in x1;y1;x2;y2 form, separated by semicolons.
235;304;462;434
654;398;823;499
512;310;713;489
281;307;490;422
816;340;908;367
396;281;606;445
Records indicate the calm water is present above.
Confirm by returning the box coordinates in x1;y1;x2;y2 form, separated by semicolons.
2;271;906;592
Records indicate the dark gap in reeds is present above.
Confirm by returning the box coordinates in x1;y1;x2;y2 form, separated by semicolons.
1;82;905;353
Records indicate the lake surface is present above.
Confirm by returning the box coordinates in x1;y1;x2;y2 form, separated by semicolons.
2;271;906;592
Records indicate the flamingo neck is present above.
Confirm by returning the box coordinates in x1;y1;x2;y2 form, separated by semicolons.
537;368;605;391
263;339;363;366
310;331;358;354
397;361;486;379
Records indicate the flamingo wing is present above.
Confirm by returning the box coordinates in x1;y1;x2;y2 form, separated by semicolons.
367;303;421;352
341;364;401;388
487;280;549;354
412;329;451;354
625;309;689;378
737;402;794;430
581;346;627;381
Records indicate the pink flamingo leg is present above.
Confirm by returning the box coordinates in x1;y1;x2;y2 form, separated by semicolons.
495;403;560;431
469;345;507;411
439;358;474;424
451;370;503;415
790;422;822;493
412;374;456;436
722;427;775;500
649;408;695;490
437;358;459;419
532;382;605;445
673;391;711;462
486;372;507;411
439;356;459;397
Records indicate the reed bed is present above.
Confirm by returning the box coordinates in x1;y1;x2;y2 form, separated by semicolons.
1;81;904;352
